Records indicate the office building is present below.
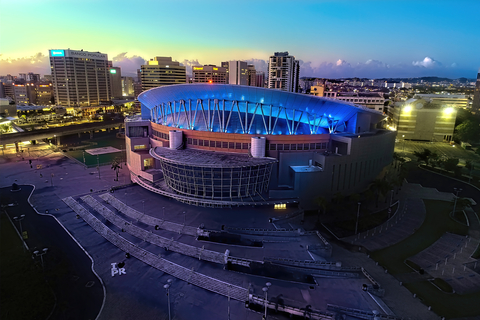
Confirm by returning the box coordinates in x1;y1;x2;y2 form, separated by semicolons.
389;98;457;141
109;67;122;99
223;61;247;85
267;52;300;93
472;68;480;112
247;65;256;86
126;84;394;209
255;72;265;88
323;92;385;113
49;49;111;107
121;77;135;97
140;57;186;91
35;82;54;105
192;65;227;84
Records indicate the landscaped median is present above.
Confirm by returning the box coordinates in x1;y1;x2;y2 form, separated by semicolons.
0;212;55;319
370;200;480;319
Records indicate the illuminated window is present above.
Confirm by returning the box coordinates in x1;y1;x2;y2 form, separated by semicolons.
134;145;146;150
274;203;286;209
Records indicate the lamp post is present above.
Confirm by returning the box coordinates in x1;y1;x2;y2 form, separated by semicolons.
97;154;101;179
355;202;361;235
183;211;186;225
164;279;172;320
142;200;145;217
402;135;406;155
163;206;165;220
262;282;271;319
227;284;231;320
452;188;462;214
34;248;48;270
13;215;26;251
82;150;86;166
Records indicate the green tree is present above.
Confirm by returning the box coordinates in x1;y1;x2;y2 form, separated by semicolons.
443;158;459;172
413;148;437;166
111;159;121;181
455;119;480;144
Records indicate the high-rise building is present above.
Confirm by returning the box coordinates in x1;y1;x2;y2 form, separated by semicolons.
35;82;54;105
225;61;247;85
473;68;480;112
247;65;256;86
140;57;186;91
267;52;299;93
255;71;265;88
192;65;227;83
49;49;111;107
109;67;122;99
121;76;135;97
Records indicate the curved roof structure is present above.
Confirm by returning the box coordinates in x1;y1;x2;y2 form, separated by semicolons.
138;84;385;135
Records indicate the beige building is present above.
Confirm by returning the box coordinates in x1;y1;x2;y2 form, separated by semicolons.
389;98;457;142
192;65;227;84
247;65;256;86
49;49;111;107
324;92;385;113
267;52;299;92
140;57;186;91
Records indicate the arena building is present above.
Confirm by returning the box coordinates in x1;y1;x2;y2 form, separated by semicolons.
125;84;395;208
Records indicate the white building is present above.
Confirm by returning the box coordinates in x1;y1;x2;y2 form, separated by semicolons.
226;61;247;85
267;52;299;93
49;49;111;107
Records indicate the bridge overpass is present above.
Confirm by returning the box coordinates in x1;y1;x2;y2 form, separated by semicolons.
0;119;124;148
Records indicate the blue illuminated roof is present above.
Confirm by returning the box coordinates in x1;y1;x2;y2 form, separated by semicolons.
138;84;385;135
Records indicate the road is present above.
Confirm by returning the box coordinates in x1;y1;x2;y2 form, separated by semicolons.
0;185;104;320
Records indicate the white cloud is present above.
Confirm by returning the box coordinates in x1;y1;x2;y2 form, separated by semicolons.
112;53;146;77
0;52;50;76
179;59;202;75
412;56;441;68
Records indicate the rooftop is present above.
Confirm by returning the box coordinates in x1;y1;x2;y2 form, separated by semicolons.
151;147;277;168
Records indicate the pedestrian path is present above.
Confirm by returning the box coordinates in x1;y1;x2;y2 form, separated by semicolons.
99;193;198;236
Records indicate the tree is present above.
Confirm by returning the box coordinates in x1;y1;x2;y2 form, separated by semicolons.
455;119;480;144
443;158;459;172
111;159;121;181
413;148;437;166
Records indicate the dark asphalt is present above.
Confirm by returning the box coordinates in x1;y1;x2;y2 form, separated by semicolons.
0;185;104;320
405;161;480;211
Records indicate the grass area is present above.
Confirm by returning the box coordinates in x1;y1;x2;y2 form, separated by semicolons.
0;212;55;319
371;200;480;318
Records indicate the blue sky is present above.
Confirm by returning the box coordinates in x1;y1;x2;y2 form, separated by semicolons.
0;0;479;78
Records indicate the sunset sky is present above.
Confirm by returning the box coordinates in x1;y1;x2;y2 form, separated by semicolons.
1;0;479;79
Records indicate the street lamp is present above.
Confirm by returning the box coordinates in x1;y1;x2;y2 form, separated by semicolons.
183;211;186;225
34;248;48;270
402;135;406;155
262;282;271;319
13;215;26;251
97;154;101;179
142;200;145;217
82;150;86;165
163;207;165;220
355;202;361;235
164;279;173;320
452;188;462;214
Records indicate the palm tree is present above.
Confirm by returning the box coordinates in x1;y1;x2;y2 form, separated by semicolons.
111;159;121;181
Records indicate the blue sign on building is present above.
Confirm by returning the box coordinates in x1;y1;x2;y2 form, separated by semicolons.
51;50;65;57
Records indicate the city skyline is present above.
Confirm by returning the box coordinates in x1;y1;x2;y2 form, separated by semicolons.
1;0;479;79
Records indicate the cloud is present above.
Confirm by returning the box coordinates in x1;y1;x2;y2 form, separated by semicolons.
245;58;268;73
112;52;146;77
179;59;202;75
412;56;441;68
0;52;50;76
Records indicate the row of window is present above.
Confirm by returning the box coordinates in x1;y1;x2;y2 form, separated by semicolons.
152;130;327;152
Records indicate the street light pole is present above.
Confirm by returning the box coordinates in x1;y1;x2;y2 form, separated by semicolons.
227;284;231;320
163;207;165;220
13;215;26;251
142;200;145;217
452;188;462;214
402;135;406;155
183;211;186;225
97;154;101;179
262;282;271;319
164;279;172;320
355;202;361;235
34;248;48;270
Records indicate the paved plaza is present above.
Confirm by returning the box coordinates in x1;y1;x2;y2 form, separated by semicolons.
1;142;480;319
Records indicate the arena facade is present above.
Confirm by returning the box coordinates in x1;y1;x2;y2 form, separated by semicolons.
125;84;396;208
